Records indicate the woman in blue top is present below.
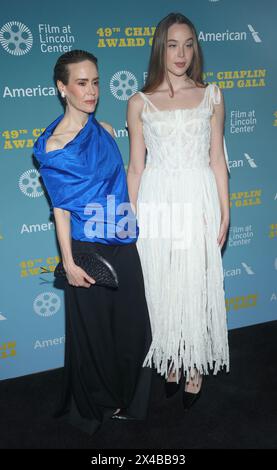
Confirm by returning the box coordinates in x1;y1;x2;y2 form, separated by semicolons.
33;50;152;435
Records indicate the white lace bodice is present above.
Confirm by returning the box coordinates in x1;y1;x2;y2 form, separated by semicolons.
139;83;226;171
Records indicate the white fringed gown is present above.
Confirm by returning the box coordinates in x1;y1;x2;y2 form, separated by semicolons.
137;83;230;381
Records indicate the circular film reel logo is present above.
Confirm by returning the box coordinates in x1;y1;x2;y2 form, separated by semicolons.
19;169;44;198
110;71;138;100
33;292;61;317
0;21;33;56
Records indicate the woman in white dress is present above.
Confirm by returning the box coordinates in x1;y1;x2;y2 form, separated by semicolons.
127;12;230;409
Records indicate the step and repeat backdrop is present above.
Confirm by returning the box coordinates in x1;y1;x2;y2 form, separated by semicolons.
0;0;276;380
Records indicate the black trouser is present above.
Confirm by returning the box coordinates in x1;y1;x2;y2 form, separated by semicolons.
55;239;152;435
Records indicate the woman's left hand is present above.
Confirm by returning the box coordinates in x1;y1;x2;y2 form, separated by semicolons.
217;218;229;249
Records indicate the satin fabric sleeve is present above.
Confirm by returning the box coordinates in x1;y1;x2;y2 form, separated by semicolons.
39;156;81;211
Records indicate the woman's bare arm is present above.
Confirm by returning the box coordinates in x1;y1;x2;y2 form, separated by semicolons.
126;93;146;211
53;207;95;287
209;89;230;248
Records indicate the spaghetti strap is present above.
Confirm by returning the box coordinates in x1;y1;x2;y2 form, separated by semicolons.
210;83;221;106
204;83;221;112
138;91;160;112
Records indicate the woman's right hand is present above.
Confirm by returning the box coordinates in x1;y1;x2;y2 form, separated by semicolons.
64;263;96;288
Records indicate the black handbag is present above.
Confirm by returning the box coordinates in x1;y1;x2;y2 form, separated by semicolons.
41;252;119;288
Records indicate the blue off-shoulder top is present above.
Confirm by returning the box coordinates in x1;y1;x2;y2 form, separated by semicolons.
33;112;138;245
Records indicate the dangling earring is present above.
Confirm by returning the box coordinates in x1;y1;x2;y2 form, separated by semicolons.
61;91;65;98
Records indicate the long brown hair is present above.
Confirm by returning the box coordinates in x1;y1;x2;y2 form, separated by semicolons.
142;12;205;96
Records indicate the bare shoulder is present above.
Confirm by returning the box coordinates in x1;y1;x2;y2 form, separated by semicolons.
99;121;115;137
214;84;224;108
210;82;224;99
128;92;144;112
195;81;207;89
210;84;225;123
191;82;209;103
45;134;64;152
45;120;66;152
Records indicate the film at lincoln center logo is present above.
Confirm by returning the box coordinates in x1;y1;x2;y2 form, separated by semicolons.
0;21;33;55
110;71;138;100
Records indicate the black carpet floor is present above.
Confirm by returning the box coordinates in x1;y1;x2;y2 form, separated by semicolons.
1;321;277;449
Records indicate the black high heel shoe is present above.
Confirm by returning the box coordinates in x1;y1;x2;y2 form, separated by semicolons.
182;377;203;410
182;389;202;410
111;409;136;420
165;379;182;398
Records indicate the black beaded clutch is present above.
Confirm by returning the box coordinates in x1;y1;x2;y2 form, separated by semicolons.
41;252;119;289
